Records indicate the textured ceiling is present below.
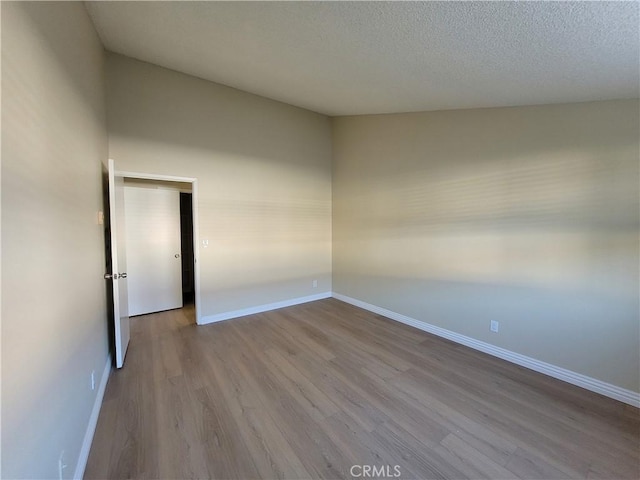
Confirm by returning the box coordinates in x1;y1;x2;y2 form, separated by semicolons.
85;1;639;116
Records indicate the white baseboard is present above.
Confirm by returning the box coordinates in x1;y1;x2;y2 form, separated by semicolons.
73;354;112;479
332;292;640;408
199;292;332;325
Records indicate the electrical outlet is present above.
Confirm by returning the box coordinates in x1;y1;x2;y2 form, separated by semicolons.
490;320;499;333
91;370;96;391
58;451;67;480
312;279;318;288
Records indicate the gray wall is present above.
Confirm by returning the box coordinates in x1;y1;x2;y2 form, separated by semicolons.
106;53;333;318
1;2;109;479
332;100;639;392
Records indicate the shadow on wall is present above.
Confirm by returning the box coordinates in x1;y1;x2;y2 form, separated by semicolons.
104;53;334;323
335;147;638;294
106;53;331;172
332;102;639;392
3;2;106;123
346;149;637;231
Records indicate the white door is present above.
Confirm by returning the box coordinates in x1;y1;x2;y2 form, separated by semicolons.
124;185;183;316
107;159;130;369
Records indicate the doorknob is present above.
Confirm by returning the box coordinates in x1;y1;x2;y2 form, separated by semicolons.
104;273;126;280
175;254;180;258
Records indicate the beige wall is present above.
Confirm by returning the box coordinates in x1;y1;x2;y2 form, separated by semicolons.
1;2;109;478
332;100;639;392
106;53;332;318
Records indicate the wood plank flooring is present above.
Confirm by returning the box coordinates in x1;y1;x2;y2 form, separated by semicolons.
84;299;639;479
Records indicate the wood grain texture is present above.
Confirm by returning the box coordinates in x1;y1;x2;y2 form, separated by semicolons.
84;299;639;479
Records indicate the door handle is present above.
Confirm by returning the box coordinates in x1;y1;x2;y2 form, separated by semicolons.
175;254;180;258
104;273;126;280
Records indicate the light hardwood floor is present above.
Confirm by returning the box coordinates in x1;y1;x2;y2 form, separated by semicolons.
84;299;639;479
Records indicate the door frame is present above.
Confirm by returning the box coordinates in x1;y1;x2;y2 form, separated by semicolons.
115;166;202;324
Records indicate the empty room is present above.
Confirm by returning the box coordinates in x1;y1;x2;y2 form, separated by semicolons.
1;1;639;479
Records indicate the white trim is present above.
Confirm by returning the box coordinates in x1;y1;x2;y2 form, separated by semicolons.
332;293;640;408
191;179;201;325
115;170;196;183
73;355;112;480
199;292;332;325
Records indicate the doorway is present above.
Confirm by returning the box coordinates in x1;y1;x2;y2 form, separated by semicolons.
180;192;195;306
103;161;202;368
117;169;201;324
